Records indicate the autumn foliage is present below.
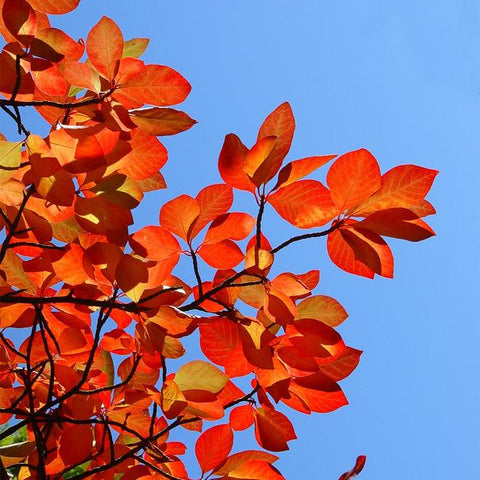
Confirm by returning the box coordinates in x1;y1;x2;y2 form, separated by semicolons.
0;1;437;479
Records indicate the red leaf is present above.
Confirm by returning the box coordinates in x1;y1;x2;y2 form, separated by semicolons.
243;136;278;186
130;225;181;262
222;460;284;479
327;224;394;278
230;404;255;431
254;407;296;451
358;208;435;241
159;194;200;242
59;424;93;466
257;102;295;177
200;318;251;377
2;0;36;41
198;240;245;269
327;228;374;279
213;451;279;476
355;165;439;215
342;226;394;278
117;129;168;180
286;373;348;413
30;59;69;96
202;212;255;245
327;148;381;212
195;424;233;473
218;133;255;192
189;184;233;239
268;180;336;228
338;455;367;480
31;28;84;63
27;0;80;14
274;155;336;190
86;16;123;81
116;64;191;107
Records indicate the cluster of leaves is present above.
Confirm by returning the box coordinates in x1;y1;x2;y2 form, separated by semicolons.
0;0;437;479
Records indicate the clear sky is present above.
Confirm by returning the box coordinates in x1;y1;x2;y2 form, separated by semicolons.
25;1;480;478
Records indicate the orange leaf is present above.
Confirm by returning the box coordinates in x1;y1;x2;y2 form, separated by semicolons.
189;183;233;239
27;0;80;14
30;59;68;96
86;16;123;81
52;243;89;285
257;102;295;177
327;227;374;279
63;61;101;93
30;27;84;63
264;287;296;325
213;451;279;476
218;133;255;193
228;460;284;480
198;240;245;269
149;306;196;338
117;129;167;180
316;346;362;382
243;136;278;186
270;273;312;299
286;373;348;413
296;295;348;327
117;64;191;107
230;404;254;431
159;194;200;242
268;180;336;228
342;226;393;278
327;225;394;278
355;165;439;215
200;318;252;377
273;155;336;190
254;407;296;451
358;208;435;241
202;212;255;245
195;424;233;473
327;148;381;212
175;360;228;394
129;107;196;136
130;225;181;262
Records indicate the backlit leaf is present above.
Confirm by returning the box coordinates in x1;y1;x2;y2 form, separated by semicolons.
175;360;228;394
354;165;439;215
218;133;255;193
159;194;200;242
327;148;381;212
268;180;336;228
129;107;196;136
257;102;295;176
195;424;233;473
86;16;123;81
296;295;348;327
254;407;296;451
358;208;435;241
274;155;336;190
117;64;191;107
27;0;80;14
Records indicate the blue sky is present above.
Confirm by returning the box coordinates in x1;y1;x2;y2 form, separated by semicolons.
19;1;480;478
